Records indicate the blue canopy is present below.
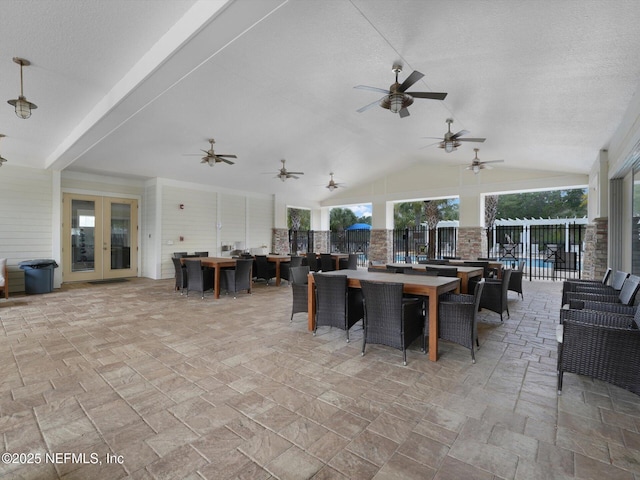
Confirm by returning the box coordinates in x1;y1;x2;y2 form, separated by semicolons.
346;223;372;230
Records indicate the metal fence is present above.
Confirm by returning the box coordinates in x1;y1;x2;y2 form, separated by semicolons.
392;226;457;263
330;230;370;267
288;230;313;255
487;222;586;281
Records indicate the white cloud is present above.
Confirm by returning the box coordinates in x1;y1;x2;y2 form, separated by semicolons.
349;204;372;217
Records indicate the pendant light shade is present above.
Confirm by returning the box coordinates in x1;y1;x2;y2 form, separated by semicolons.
7;58;37;119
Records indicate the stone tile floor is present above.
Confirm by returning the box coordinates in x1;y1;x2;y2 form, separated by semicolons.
1;277;640;479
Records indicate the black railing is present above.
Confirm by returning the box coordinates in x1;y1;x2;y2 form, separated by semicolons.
329;230;370;267
392;226;457;263
289;230;313;255
487;223;585;280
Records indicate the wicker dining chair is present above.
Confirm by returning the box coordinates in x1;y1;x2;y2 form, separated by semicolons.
171;257;188;294
359;280;423;366
221;259;253;298
254;255;276;285
479;269;512;321
184;259;214;299
436;280;485;363
281;255;303;284
305;252;320;272
313;273;363;342
290;266;310;321
319;253;335;272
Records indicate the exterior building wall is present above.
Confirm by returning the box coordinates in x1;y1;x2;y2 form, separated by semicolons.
583;218;608;280
457;227;487;260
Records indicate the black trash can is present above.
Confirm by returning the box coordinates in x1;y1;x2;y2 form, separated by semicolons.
19;259;58;294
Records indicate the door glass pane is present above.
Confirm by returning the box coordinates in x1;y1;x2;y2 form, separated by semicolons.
71;199;96;272
111;203;131;270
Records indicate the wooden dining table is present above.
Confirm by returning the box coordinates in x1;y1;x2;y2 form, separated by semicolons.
386;263;483;294
307;269;460;362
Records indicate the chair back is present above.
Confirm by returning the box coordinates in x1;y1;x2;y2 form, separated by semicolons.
360;280;404;329
173;252;188;258
171;257;188;291
425;266;458;277
289;256;303;268
320;253;335;272
601;267;612;285
184;259;203;284
306;252;319;272
234;259;254;291
314;273;347;328
291;266;310;285
619;275;640;305
194;251;209;257
611;270;630;290
347;253;358;270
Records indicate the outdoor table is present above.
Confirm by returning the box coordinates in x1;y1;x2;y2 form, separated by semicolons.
307;269;460;362
387;263;483;294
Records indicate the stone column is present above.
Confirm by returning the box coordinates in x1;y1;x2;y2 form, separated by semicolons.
583;218;608;280
456;227;487;259
313;231;329;253
369;229;393;264
272;228;289;254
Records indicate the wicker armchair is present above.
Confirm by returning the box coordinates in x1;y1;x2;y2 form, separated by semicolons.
184;259;214;299
290;266;310;321
561;268;624;304
557;307;640;396
171;257;188;294
437;280;485;363
313;273;363;342
221;259;253;298
339;253;358;270
478;269;512;321
359;280;423;365
563;274;640;309
305;252;319;272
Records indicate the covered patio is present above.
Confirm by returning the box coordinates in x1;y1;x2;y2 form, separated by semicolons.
1;278;638;479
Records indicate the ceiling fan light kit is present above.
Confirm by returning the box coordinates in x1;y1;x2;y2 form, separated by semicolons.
7;57;37;119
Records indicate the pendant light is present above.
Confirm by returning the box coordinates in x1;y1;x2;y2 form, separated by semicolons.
7;57;37;119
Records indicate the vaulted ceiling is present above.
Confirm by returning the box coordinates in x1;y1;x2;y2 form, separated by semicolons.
2;0;640;203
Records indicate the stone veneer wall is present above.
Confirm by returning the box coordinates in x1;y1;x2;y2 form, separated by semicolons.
369;229;394;264
456;227;487;260
313;231;329;253
272;228;290;254
583;218;608;280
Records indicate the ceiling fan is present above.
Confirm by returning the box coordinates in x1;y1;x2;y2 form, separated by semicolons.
325;172;345;192
467;148;503;174
273;159;304;181
184;138;236;167
354;63;447;118
424;118;486;152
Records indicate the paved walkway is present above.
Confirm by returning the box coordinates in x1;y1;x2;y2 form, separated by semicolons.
1;277;639;479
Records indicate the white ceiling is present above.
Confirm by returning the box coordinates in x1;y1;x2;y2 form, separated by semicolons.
2;0;640;203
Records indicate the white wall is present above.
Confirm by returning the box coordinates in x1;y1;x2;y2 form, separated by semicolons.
0;165;54;293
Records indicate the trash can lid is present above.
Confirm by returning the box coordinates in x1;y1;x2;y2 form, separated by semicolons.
19;259;59;268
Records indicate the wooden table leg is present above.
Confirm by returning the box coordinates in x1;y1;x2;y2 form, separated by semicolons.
275;261;281;286
214;266;221;299
428;296;438;362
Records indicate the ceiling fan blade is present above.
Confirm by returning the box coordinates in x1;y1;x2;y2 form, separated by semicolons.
216;154;237;158
481;159;504;164
419;141;441;150
287;171;304;175
289;175;300;179
357;98;384;113
354;85;389;94
399;107;410;118
410;92;448;100
458;138;486;143
451;130;470;139
398;70;424;92
220;158;235;165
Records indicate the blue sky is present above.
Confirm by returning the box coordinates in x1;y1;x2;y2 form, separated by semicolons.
348;204;372;218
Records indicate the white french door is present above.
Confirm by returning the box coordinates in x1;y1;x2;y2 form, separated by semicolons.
62;194;138;282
